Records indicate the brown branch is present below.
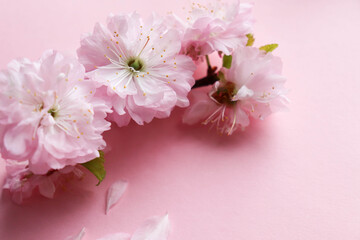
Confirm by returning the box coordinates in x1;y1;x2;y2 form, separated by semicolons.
192;73;219;89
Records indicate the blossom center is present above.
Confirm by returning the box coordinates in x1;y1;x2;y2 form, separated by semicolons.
47;106;59;119
211;82;237;106
127;57;144;72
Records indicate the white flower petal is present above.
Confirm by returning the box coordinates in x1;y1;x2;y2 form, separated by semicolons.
106;179;128;214
232;85;254;101
131;214;170;240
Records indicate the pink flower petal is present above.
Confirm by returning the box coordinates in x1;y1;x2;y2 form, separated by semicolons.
106;179;128;214
131;214;170;240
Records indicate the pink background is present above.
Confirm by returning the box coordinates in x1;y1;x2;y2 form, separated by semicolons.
1;0;360;239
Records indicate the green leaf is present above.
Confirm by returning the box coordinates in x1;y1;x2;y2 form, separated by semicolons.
259;43;278;53
222;55;232;69
246;34;255;46
81;150;106;186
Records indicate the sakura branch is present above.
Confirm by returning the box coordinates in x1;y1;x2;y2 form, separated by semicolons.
0;0;288;203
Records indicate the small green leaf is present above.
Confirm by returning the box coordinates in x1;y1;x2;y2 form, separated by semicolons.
246;34;255;46
222;55;232;69
259;44;278;53
81;150;106;186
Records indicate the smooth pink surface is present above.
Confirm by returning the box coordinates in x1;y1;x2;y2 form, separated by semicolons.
1;0;360;239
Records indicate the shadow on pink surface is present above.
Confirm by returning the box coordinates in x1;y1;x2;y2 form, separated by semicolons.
0;107;272;240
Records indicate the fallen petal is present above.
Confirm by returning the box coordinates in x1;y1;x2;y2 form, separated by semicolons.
106;179;128;214
131;214;170;240
65;227;86;240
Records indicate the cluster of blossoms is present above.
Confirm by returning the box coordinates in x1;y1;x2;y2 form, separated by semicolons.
0;1;288;203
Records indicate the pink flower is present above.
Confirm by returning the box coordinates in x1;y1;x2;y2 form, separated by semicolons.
77;13;196;127
0;50;112;174
3;158;83;204
168;1;253;60
183;47;288;135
